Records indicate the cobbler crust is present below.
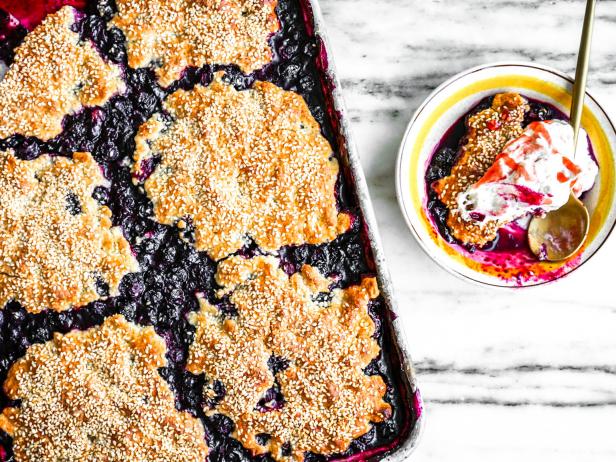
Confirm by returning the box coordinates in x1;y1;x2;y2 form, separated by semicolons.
0;150;138;313
186;256;391;461
0;6;124;141
133;73;350;260
110;0;279;86
432;93;530;246
0;315;208;462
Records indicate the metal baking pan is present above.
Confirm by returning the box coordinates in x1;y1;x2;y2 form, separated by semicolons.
0;0;423;459
301;0;424;459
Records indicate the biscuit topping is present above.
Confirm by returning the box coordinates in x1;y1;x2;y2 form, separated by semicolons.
133;74;350;260
432;93;530;246
111;0;279;86
0;315;208;462
0;150;138;313
0;6;124;141
187;256;391;461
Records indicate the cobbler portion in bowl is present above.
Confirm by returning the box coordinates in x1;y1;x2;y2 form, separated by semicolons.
0;0;414;461
425;92;599;281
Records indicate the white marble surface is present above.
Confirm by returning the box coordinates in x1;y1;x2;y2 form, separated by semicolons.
318;0;616;460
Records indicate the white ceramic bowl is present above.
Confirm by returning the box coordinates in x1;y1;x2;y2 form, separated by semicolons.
396;62;616;288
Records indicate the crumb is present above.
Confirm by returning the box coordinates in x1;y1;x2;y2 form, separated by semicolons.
432;93;529;246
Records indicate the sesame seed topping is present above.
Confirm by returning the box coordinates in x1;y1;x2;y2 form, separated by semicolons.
133;73;350;261
432;93;530;246
0;150;138;313
0;6;125;140
186;256;391;461
0;315;208;462
110;0;280;86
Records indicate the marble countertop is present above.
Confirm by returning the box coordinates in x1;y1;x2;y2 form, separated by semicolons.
318;0;616;460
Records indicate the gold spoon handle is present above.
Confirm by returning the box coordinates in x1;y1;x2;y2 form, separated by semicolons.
570;0;597;148
527;0;596;262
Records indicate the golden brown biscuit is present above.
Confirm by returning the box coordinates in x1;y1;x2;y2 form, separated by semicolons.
0;6;124;140
133;73;350;260
187;256;391;461
111;0;279;86
0;315;208;462
0;150;137;313
432;93;529;246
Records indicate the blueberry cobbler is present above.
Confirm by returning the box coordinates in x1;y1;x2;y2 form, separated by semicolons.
426;92;599;281
0;1;413;461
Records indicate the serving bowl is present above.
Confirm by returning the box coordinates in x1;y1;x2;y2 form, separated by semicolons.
396;62;616;288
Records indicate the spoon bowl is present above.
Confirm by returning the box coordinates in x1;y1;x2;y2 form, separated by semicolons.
528;193;590;261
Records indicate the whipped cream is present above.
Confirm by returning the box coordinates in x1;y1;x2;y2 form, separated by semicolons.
457;119;598;226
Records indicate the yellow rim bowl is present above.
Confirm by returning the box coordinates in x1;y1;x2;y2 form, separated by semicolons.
395;62;616;288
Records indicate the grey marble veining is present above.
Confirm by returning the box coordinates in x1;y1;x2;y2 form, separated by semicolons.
318;0;616;460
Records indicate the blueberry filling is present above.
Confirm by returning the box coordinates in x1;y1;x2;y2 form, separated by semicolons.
202;380;226;410
281;443;293;457
255;433;272;447
267;355;290;375
256;383;286;413
65;192;82;215
0;0;412;460
94;276;110;297
425;95;569;252
0;9;26;66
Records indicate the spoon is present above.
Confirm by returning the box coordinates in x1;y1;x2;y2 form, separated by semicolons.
528;0;596;262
